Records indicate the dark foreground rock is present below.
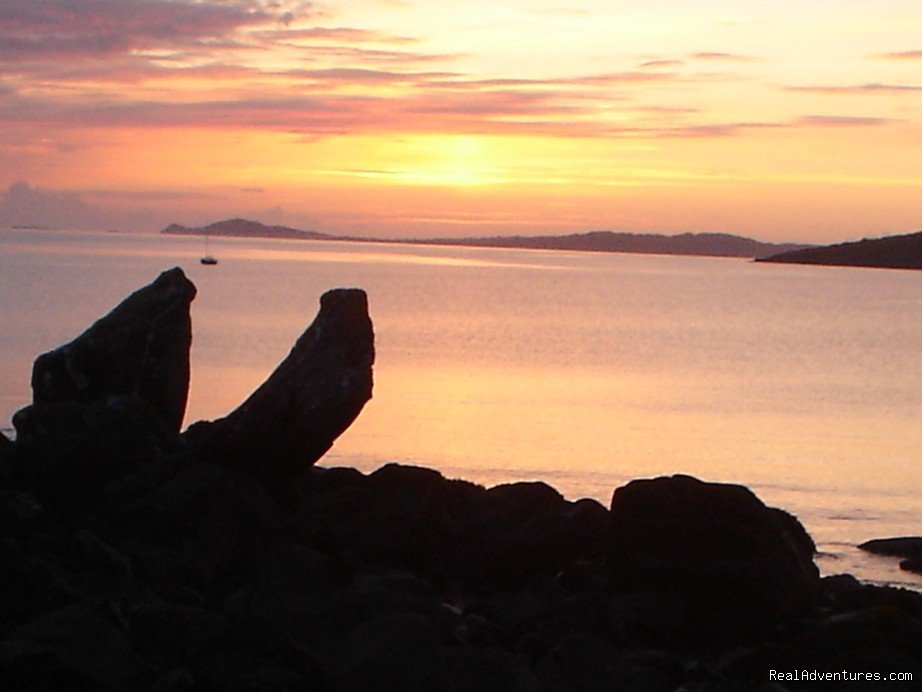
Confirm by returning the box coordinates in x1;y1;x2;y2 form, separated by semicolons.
860;537;922;576
609;474;819;643
2;271;920;690
31;267;195;434
185;288;374;493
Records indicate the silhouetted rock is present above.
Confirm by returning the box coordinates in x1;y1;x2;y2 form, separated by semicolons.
110;461;281;595
31;267;195;433
0;431;14;485
444;645;538;692
12;397;178;508
0;603;153;689
463;484;610;590
185;288;374;492
331;613;448;691
859;536;922;559
859;537;922;576
608;474;820;641
901;558;922;575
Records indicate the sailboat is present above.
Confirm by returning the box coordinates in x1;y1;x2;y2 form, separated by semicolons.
200;229;218;265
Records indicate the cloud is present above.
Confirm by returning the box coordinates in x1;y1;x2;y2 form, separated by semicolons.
0;0;278;61
785;83;922;94
291;44;464;65
795;115;894;127
875;50;922;60
255;26;417;44
691;52;761;62
638;60;685;69
0;180;111;229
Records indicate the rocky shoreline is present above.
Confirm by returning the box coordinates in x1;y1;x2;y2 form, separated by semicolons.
1;269;919;690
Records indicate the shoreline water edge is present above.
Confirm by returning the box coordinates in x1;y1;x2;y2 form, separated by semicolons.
1;268;919;689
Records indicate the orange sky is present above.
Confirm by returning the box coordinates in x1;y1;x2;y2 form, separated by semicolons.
0;0;920;241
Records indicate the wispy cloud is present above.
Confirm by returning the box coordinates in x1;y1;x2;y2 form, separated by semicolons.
255;27;418;44
786;83;922;94
638;60;685;69
691;52;762;62
0;0;280;60
795;115;894;127
875;50;922;60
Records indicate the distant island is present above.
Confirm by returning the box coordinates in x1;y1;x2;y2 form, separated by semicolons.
162;218;809;259
757;230;922;270
163;218;332;241
408;230;809;259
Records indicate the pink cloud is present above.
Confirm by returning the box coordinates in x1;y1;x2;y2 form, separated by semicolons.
0;0;277;60
786;83;922;94
875;50;922;60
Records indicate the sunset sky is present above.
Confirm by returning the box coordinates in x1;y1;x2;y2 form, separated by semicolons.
0;0;919;241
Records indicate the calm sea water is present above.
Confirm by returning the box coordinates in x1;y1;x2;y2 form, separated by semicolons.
1;228;920;588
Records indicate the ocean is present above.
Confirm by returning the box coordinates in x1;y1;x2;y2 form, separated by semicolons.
1;228;920;588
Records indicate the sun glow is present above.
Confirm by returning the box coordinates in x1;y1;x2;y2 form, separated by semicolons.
0;0;920;240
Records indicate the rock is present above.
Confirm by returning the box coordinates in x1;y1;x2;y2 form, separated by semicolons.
0;430;14;485
462;483;610;590
794;607;922;667
443;645;538;692
608;474;820;641
0;489;44;530
0;603;153;689
12;397;179;508
126;602;230;662
767;506;816;559
718;642;815;683
900;557;922;575
331;613;448;691
111;462;280;593
367;463;483;524
535;634;627;690
73;529;133;577
859;536;922;559
186;288;374;491
509;589;626;655
292;464;477;584
0;546;77;623
31;267;195;434
190;653;307;691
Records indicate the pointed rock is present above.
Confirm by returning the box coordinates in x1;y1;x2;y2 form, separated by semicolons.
186;288;374;489
31;267;196;433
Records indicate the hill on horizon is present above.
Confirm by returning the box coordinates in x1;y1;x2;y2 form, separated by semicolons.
757;230;922;270
415;230;810;259
161;218;810;259
162;218;331;240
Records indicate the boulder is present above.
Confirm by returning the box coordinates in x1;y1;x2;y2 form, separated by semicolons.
443;645;538;692
330;613;448;691
901;557;922;575
0;603;153;689
12;397;179;508
858;537;922;559
110;462;281;593
0;431;14;485
461;483;610;590
186;288;374;491
31;267;195;434
608;474;820;640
